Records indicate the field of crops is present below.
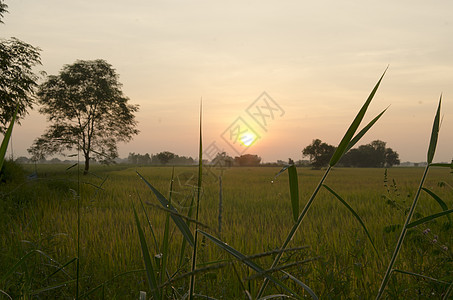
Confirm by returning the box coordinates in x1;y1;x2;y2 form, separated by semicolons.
1;164;452;299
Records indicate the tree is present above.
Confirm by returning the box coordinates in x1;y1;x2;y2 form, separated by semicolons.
339;140;400;167
1;2;42;132
302;139;336;169
234;154;261;166
156;151;175;165
28;59;139;174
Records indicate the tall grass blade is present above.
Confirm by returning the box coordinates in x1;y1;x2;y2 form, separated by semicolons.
322;184;380;258
330;68;387;166
443;282;453;300
280;271;318;300
430;162;453;168
0;105;19;172
133;204;160;299
43;257;78;281
189;100;203;299
406;209;453;229
345;107;388;153
198;230;303;299
30;279;77;296
422;187;451;222
137;171;194;247
138;191;160;253
392;269;450;285
288;165;299;222
427;96;441;164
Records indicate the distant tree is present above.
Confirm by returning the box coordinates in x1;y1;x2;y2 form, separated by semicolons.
28;60;139;174
1;1;42;132
302;139;336;169
234;154;261;166
15;156;31;164
211;152;234;167
340;140;400;167
156;151;175;165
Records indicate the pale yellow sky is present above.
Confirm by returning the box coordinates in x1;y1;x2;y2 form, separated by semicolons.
2;0;453;162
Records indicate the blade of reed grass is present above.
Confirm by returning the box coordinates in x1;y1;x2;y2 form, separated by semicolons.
137;171;194;247
392;269;450;285
198;230;303;299
138;191;160;253
322;184;380;258
280;271;318;300
345;107;389;153
443;282;453;300
133;204;160;299
29;279;77;296
421;187;451;222
330;68;387;166
427;96;441;164
0;290;12;300
259;70;386;298
430;162;453;168
406;209;453;229
43;257;77;281
160;168;175;298
258;295;295;300
288;165;299;222
189;100;203;300
0;105;19;172
377;98;442;299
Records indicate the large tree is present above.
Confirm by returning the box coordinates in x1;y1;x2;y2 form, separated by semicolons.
0;1;42;132
28;59;139;174
340;140;400;167
302;139;336;169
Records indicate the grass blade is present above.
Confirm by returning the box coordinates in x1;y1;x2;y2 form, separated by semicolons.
198;230;303;299
132;204;160;299
407;209;453;229
329;68;387;166
0;105;19;172
323;185;380;258
392;269;450;285
280;271;318;300
30;279;77;296
345;107;389;153
427;95;441;164
288;165;299;222
189;100;203;299
137;171;194;247
422;187;451;222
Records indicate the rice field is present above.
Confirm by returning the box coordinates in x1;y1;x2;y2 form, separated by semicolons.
1;164;452;299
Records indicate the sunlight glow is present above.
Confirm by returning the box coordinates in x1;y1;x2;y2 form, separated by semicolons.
240;132;257;147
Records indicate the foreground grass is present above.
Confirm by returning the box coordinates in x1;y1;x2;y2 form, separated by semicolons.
1;164;452;298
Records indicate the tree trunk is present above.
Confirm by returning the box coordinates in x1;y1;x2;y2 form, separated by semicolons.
84;155;90;175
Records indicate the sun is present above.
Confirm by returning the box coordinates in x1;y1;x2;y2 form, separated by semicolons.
240;132;257;147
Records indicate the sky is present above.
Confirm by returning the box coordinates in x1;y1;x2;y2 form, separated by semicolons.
2;0;453;163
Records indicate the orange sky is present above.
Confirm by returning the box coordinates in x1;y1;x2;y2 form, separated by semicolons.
2;0;453;163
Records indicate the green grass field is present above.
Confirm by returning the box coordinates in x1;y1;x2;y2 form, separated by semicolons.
1;164;452;299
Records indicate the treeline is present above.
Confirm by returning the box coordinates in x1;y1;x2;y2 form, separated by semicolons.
302;139;400;169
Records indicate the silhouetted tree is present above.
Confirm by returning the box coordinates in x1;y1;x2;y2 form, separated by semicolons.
1;2;42;132
28;60;139;174
234;154;261;166
156;151;175;165
302;139;336;169
340;140;400;167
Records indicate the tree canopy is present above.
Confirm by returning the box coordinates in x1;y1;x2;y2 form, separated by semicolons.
1;1;42;132
302;139;400;169
28;59;139;174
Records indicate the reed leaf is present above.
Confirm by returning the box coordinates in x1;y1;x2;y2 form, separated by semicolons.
287;165;300;222
137;171;194;247
330;68;387;166
392;269;450;285
133;204;160;299
422;187;450;222
406;209;453;229
198;230;303;299
280;271;318;300
322;185;379;257
427;96;441;164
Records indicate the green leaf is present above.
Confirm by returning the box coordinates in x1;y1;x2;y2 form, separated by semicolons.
392;269;450;285
137;171;195;247
322;185;380;257
0;105;19;172
280;271;318;300
429;162;453;168
407;209;453;228
329;68;387;166
422;187;451;222
198;230;303;299
132;204;160;299
345;107;389;153
288;165;300;222
427;96;441;164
